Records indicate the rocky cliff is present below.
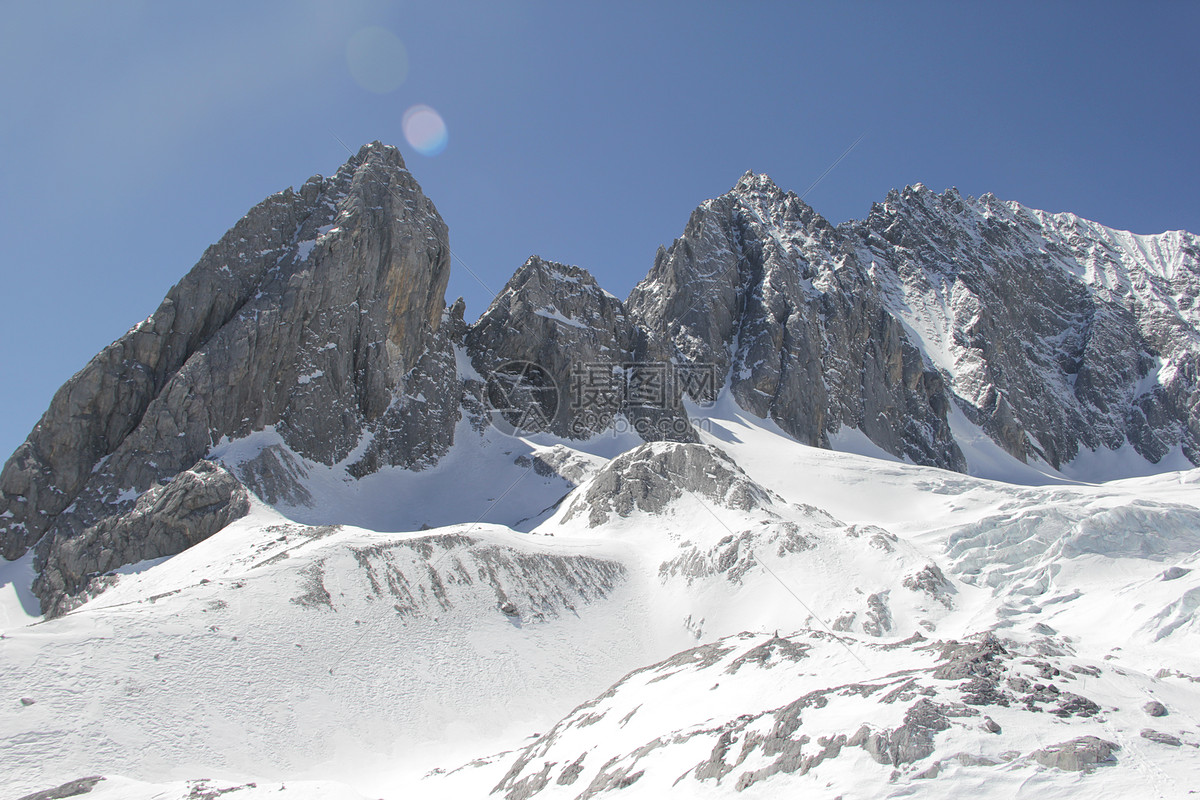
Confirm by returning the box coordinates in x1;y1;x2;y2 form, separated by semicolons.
631;173;1199;471
0;142;458;593
846;184;1200;467
629;172;964;470
2;145;1198;616
466;255;694;440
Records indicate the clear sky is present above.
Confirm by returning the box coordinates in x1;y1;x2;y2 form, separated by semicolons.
1;0;1198;460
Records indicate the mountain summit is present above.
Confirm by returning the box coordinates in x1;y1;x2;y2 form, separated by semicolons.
1;145;1199;798
3;145;1199;614
631;173;1199;472
1;143;460;608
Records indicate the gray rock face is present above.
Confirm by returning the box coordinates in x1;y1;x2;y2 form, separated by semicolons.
628;173;964;470
513;445;603;486
846;185;1200;468
1140;729;1182;746
1031;736;1120;771
862;592;894;637
234;444;314;508
16;776;105;800
865;698;951;766
628;173;1200;472
0;142;459;566
340;532;627;623
466;256;692;440
1161;566;1191;581
4;146;1198;620
903;564;956;608
561;442;777;527
1144;700;1169;717
35;460;250;616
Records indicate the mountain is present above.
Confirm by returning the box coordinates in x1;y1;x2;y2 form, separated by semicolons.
4;409;1198;799
1;144;1198;799
0;143;461;614
850;184;1199;472
628;172;964;470
465;255;691;440
630;172;1200;474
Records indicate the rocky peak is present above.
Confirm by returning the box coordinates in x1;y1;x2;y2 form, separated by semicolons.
4;143;1199;619
495;256;623;316
467;256;694;440
731;169;785;198
847;184;1200;468
631;166;1199;472
901;181;933;200
0;142;459;571
629;173;964;470
560;442;778;527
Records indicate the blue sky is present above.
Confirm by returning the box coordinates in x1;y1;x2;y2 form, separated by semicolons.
2;1;1198;459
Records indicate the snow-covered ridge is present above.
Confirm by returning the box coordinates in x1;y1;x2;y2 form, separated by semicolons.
3;398;1198;798
2;148;1199;799
842;182;1200;473
488;628;1198;799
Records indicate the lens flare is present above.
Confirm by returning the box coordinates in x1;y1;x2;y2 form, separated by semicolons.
402;105;448;156
346;27;408;94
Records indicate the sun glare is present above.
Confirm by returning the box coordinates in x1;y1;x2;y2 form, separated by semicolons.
402;104;448;156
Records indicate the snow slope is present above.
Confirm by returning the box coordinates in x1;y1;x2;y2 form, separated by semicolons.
2;400;1199;799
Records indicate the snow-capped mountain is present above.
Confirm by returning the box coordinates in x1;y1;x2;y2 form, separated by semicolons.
0;143;457;560
630;171;1199;474
1;143;1198;799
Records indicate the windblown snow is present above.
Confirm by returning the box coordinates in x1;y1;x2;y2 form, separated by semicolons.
2;153;1199;798
2;394;1198;799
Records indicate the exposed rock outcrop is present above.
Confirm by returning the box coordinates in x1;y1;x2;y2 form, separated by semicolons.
1140;729;1182;746
35;460;250;616
629;173;1200;472
848;185;1200;468
1031;736;1120;771
561;442;777;527
4;147;1198;621
491;629;1143;797
466;256;693;440
861;698;951;766
16;775;105;800
628;173;964;470
1144;700;1169;717
0;143;459;568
